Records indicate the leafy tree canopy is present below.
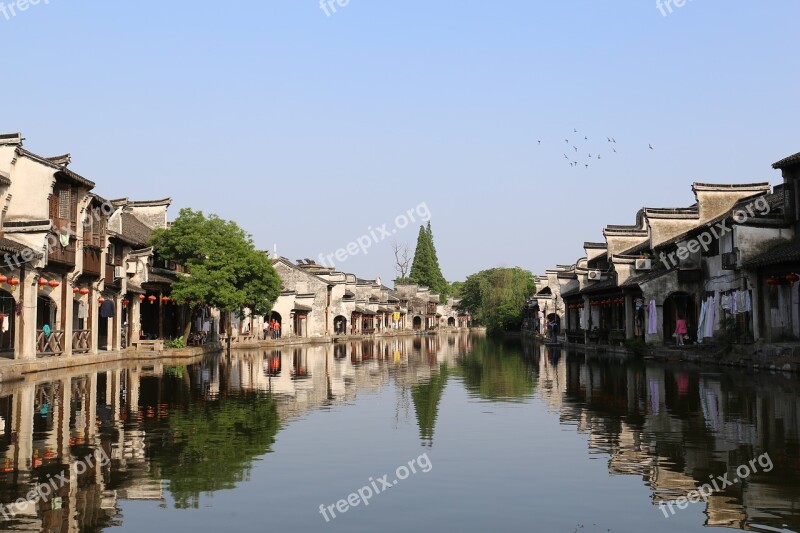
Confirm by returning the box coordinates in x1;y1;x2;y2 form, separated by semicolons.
150;208;281;316
457;267;536;335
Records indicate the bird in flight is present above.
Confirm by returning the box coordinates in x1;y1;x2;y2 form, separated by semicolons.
613;148;617;153
565;139;569;143
584;136;588;140
607;137;612;142
612;138;616;143
585;164;589;168
649;144;654;150
588;153;592;158
597;155;601;159
564;154;569;159
574;128;577;133
573;146;578;152
538;140;541;144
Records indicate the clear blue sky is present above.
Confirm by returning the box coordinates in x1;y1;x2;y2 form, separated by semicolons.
5;1;798;284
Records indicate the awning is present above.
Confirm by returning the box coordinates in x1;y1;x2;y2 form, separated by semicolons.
293;303;312;312
355;307;376;316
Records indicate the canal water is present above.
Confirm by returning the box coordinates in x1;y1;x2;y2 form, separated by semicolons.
0;333;798;532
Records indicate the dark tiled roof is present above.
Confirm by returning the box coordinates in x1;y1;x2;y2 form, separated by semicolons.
121;212;154;246
773;151;800;169
580;278;620;295
0;237;41;258
621;268;673;287
560;286;581;299
743;241;800;268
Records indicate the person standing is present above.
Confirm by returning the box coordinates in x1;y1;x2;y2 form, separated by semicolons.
675;316;688;346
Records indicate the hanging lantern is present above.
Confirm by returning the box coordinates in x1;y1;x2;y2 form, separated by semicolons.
79;288;89;296
786;273;800;283
0;275;6;284
123;299;130;307
48;280;60;288
767;276;781;286
162;296;170;303
139;294;145;302
38;278;48;288
148;295;157;304
73;287;81;295
8;278;19;290
98;297;105;305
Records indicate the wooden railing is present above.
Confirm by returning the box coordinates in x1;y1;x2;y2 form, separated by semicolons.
47;236;76;266
72;330;91;353
37;330;65;357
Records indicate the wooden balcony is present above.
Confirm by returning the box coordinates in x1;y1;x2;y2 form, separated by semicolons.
82;246;102;277
37;330;65;357
72;330;91;353
47;236;76;267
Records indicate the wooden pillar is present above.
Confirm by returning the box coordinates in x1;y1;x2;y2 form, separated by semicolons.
624;292;635;340
88;287;97;354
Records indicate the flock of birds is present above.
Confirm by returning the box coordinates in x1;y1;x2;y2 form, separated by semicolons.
538;128;654;169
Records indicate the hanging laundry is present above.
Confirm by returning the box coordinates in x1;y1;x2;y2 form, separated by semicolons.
720;293;731;311
100;299;115;319
697;299;707;344
704;295;716;338
647;300;657;335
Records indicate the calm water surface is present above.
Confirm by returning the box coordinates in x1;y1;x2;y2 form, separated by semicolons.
0;333;798;532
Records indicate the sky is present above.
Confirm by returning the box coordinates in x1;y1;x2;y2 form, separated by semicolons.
3;0;798;284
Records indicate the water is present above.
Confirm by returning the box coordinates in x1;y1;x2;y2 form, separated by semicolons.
0;333;798;532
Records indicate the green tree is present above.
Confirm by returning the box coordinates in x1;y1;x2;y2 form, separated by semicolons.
150;208;281;340
150;390;281;508
409;222;449;301
454;337;536;401
457;267;536;336
449;281;464;298
411;364;448;447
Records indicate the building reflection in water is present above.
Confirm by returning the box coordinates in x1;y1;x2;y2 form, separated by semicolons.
0;333;470;530
533;343;800;531
0;333;797;531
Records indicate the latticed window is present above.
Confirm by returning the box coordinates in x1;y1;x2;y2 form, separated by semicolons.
58;189;70;219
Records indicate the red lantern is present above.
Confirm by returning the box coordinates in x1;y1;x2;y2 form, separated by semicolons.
162;296;170;303
139;294;145;302
8;278;19;287
0;275;6;284
79;288;89;296
148;295;157;304
767;277;781;286
73;287;80;295
48;280;59;288
98;297;105;304
786;273;800;283
37;278;48;288
123;299;130;307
